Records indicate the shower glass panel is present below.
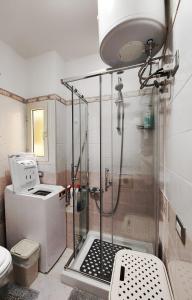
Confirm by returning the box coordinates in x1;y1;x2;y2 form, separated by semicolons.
98;74;114;282
79;99;89;246
72;93;89;255
111;70;158;251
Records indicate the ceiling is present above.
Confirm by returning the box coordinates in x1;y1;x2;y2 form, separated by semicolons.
0;0;98;60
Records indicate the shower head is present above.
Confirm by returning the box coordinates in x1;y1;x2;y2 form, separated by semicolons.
115;77;123;91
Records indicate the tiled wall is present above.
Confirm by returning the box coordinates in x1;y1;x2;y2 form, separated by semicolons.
163;0;192;239
159;192;192;300
159;1;192;299
0;94;26;246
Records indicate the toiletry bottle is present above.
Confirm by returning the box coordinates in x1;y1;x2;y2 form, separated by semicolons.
144;104;154;129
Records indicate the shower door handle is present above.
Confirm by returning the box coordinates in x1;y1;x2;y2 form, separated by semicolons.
71;164;79;182
105;168;112;191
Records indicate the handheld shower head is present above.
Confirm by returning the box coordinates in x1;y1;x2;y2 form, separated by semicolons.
115;77;124;135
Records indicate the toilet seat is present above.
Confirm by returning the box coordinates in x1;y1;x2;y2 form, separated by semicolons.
0;246;12;277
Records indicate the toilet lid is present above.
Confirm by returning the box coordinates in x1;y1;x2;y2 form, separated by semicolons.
0;246;12;275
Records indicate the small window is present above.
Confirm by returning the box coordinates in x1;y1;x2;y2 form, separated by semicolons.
32;109;45;157
27;101;48;161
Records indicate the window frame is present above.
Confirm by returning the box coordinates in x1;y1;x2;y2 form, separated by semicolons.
27;101;49;162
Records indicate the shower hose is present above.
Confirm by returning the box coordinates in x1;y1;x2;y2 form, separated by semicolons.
94;87;125;217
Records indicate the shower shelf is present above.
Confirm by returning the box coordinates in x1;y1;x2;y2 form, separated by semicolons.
136;125;154;130
109;249;174;300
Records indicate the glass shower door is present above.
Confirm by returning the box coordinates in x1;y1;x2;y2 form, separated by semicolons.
111;70;158;253
100;69;159;261
99;74;115;282
79;99;89;247
72;94;89;256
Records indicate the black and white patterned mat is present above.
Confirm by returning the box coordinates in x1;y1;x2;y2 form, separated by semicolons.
80;239;131;282
0;283;39;300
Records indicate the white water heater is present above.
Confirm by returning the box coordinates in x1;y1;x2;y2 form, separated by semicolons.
98;0;166;67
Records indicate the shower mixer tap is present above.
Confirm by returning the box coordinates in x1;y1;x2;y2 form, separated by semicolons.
89;187;104;202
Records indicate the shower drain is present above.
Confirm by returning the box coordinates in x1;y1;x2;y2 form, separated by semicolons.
109;249;174;300
80;239;131;282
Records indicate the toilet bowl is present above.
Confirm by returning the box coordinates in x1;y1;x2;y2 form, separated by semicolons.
0;246;12;288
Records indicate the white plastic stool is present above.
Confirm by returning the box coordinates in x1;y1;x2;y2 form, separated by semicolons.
109;249;174;300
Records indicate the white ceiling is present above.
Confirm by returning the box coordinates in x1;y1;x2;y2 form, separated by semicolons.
0;0;98;60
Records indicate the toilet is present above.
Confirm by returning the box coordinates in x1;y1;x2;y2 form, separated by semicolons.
0;246;12;288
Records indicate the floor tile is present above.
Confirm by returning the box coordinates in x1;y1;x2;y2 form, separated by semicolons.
31;248;73;300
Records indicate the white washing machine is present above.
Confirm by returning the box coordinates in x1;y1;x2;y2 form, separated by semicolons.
5;153;66;273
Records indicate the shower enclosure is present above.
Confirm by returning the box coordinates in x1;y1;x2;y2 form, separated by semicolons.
62;66;160;289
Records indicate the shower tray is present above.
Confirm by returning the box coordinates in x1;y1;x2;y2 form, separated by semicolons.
61;231;154;299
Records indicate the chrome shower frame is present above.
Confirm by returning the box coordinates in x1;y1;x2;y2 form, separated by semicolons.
61;57;163;286
61;55;164;85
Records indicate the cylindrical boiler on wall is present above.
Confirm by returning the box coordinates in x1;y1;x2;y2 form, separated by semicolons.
98;0;166;68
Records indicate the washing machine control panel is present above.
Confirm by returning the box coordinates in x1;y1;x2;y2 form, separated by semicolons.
8;153;40;193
